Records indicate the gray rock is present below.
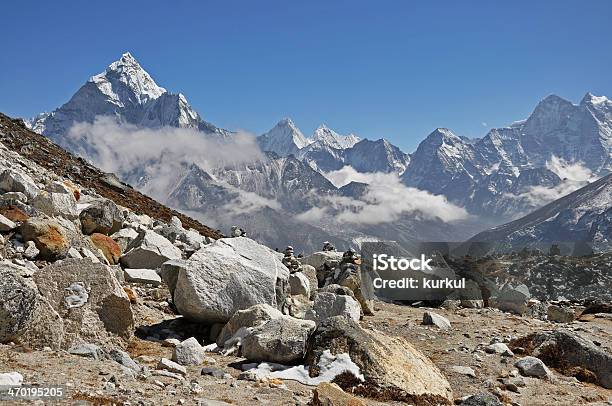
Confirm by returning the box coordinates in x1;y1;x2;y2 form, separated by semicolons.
0;214;16;232
31;191;79;219
109;348;141;372
79;199;124;235
201;367;227;379
123;268;162;286
289;272;310;297
490;284;530;315
23;241;39;260
68;343;104;360
120;230;182;269
110;228;139;252
241;316;315;363
174;237;290;323
305;292;361;324
305;316;453;403
514;356;552;379
461;392;502;406
216;304;283;347
422;311;451;331
300;264;318;298
0;191;28;205
300;251;343;271
449;365;476;377
172;337;206;366
32;259;134;349
158;357;187;376
159;259;188;298
0;169;39;199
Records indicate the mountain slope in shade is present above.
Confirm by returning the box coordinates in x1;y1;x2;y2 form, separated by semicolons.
467;173;612;252
27;52;230;145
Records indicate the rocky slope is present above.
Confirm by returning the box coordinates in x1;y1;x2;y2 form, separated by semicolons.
468;173;612;253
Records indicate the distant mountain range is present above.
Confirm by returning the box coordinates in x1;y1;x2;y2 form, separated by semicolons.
25;52;612;252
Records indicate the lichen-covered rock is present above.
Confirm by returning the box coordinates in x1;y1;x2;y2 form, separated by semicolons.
21;217;70;260
0;262;64;349
306;317;453;404
32;259;134;349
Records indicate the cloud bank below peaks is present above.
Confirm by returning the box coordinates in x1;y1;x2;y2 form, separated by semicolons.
297;166;469;225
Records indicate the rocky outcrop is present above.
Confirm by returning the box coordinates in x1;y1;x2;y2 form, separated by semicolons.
305;317;453;404
173;237;289;323
241;316;316;363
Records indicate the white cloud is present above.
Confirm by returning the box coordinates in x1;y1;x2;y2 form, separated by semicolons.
505;156;597;209
67;116;264;203
546;155;594;182
297;166;469;225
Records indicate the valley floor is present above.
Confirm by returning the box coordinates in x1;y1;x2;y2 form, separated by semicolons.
1;285;610;406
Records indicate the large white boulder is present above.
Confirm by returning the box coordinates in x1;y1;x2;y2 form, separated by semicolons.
174;237;290;323
120;230;182;269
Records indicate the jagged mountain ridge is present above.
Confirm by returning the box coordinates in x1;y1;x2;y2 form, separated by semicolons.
257;118;411;175
401;94;612;219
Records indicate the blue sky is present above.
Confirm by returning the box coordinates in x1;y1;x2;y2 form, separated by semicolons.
1;1;610;152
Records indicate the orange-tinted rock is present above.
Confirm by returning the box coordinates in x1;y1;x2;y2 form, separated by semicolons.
123;286;138;304
0;205;29;223
21;218;69;260
90;233;122;265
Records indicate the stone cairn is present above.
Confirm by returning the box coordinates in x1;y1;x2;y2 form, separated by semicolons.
230;226;247;237
322;241;336;252
282;245;301;273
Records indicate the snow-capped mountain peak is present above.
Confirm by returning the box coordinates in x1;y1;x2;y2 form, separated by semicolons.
257;118;311;156
312;124;360;149
89;52;166;106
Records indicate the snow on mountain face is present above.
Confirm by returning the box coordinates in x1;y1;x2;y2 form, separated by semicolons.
27;52;230;146
257;118;311;157
311;124;360;149
401;94;612;220
468;173;612;252
258;120;409;175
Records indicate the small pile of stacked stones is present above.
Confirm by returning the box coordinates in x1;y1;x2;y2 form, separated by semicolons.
230;226;247;237
322;241;336;252
282;245;301;273
340;248;360;274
